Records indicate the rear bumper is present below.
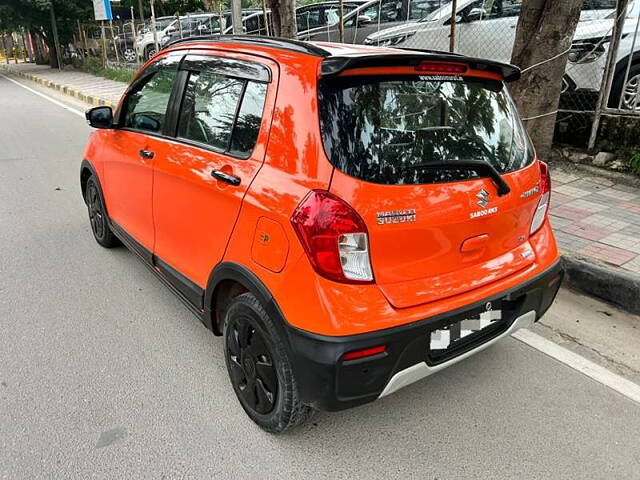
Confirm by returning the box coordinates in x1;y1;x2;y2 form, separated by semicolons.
282;260;563;411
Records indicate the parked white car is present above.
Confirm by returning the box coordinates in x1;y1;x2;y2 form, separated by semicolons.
135;16;178;60
567;1;640;110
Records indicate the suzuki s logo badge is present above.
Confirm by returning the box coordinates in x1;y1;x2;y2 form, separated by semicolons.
476;189;490;208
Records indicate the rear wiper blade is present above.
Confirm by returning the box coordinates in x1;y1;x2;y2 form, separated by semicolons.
403;159;511;197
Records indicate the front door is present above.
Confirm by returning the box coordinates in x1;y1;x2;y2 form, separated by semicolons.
101;56;180;251
151;53;277;298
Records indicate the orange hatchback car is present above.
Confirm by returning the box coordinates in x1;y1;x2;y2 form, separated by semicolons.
81;36;562;432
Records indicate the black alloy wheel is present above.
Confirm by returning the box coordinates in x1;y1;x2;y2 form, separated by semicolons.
226;316;278;414
85;176;119;248
87;181;105;240
223;293;312;433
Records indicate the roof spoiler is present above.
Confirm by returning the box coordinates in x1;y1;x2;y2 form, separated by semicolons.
320;51;521;83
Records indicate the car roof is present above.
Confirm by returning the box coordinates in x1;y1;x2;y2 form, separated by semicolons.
162;35;520;81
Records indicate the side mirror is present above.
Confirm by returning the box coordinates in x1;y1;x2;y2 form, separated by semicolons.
466;7;486;22
357;15;373;26
86;106;113;129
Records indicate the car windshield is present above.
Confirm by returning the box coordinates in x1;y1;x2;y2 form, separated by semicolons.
318;75;534;185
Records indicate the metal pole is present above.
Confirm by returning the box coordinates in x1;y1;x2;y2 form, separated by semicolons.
262;0;270;36
231;0;243;34
150;0;160;54
618;4;640;110
339;0;345;43
49;4;63;69
138;0;145;25
110;20;120;63
588;0;629;150
449;0;458;53
101;20;108;67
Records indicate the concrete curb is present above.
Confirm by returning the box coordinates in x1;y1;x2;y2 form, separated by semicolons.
0;67;114;108
561;254;640;316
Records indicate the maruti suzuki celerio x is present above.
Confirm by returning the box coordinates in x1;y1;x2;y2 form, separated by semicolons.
81;35;563;433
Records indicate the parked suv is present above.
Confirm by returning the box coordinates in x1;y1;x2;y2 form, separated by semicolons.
82;36;562;433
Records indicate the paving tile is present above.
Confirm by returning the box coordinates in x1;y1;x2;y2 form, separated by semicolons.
550;171;580;184
607;183;640;194
550;192;574;207
554;231;593;251
621;223;640;236
563;198;609;213
619;202;640;214
549;215;574;229
582;176;615;187
550;205;592;221
600;232;640;254
579;243;637;267
597;188;638;201
571;180;607;193
560;222;616;242
584;193;624;207
621;256;640;275
581;213;630;230
553;184;593;198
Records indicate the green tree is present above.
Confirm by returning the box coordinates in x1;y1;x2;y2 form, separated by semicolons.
0;0;91;67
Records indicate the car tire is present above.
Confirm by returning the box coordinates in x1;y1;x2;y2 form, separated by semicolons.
610;62;640;110
123;48;136;63
144;45;157;60
223;293;313;433
85;176;120;248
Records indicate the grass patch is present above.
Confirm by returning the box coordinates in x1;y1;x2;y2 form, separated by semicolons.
77;57;136;84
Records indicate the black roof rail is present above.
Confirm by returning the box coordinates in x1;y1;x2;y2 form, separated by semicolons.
164;34;331;57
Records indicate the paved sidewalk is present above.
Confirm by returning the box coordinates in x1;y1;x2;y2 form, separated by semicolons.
0;63;128;106
550;168;640;275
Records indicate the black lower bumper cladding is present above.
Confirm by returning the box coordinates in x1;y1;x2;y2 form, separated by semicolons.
280;261;563;412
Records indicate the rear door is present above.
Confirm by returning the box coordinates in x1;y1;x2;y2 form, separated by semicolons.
319;69;542;308
151;53;277;296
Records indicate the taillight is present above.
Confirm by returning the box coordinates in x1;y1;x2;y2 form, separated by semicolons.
291;190;374;284
530;161;551;235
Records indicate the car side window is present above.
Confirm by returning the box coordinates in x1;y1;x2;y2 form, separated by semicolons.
123;69;177;133
297;7;324;30
229;82;267;157
177;71;267;158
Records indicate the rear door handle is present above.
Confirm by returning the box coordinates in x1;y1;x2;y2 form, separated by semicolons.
212;170;241;186
139;149;155;159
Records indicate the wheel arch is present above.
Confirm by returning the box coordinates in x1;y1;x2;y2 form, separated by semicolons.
205;262;287;338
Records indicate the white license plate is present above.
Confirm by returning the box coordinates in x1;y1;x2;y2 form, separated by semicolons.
430;306;503;351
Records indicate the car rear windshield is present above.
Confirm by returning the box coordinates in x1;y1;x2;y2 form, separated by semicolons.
318;75;534;185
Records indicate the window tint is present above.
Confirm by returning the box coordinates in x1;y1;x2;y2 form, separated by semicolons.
230;82;267;157
297;8;323;30
318;76;533;185
178;71;267;158
583;0;616;9
360;0;404;23
408;0;447;20
178;72;244;151
123;69;177;133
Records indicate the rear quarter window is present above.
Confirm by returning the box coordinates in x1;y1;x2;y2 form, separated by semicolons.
318;75;534;185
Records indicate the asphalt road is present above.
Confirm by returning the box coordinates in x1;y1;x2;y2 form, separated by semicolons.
1;74;639;479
